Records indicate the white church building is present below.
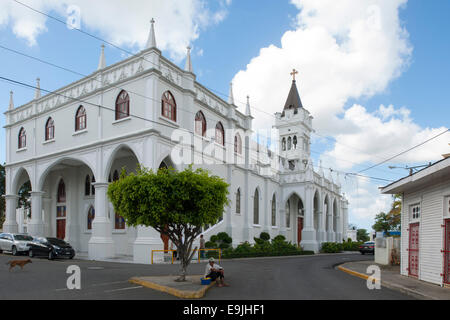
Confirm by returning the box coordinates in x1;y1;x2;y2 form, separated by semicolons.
2;21;348;263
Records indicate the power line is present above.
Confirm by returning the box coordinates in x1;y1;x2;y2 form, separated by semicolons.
11;0;411;169
357;129;450;174
10;0;444;184
2;75;399;185
0;42;403;182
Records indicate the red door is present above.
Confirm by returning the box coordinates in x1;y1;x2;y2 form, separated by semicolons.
57;219;66;240
444;219;450;284
297;217;304;246
408;223;420;277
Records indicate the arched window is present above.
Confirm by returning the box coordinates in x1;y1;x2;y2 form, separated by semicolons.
272;194;276;226
115;90;130;120
234;133;242;155
91;176;96;195
293;136;297;149
45;117;54;141
18;127;26;149
75;106;86;131
84;175;91;196
253;188;259;225
87;206;95;230
287;136;292;150
215;122;225;146
113;170;119;182
282;137;286;151
57;179;66;203
286;200;290;228
161;91;176;121
236;188;241;214
194;111;206;136
159;161;168;170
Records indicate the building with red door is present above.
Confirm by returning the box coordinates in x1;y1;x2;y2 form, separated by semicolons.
3;20;348;263
381;156;450;286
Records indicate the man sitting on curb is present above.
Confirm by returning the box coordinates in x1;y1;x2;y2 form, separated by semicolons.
204;257;229;287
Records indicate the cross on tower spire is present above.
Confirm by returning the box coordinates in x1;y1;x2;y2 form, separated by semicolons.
290;68;298;81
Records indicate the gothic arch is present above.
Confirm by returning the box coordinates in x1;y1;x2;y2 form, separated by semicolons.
104;143;143;180
11;166;33;195
38;157;96;191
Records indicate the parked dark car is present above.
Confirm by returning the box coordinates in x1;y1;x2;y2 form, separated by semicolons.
359;241;375;255
27;237;75;260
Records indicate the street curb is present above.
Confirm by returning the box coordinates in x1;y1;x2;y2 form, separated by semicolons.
129;276;216;299
337;263;435;300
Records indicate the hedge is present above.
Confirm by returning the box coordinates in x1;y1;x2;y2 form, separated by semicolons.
205;232;314;259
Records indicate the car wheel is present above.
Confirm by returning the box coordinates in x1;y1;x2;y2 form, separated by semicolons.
69;255;74;259
361;252;365;255
29;250;34;258
12;246;18;256
48;251;54;260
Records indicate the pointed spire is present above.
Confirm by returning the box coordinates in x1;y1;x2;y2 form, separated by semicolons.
146;18;157;49
184;46;193;73
34;78;41;99
282;70;303;112
228;82;234;105
9;91;14;110
97;44;106;70
245;95;252;117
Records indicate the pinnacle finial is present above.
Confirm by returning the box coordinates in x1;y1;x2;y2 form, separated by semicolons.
146;18;157;49
245;95;252;117
228;82;234;105
97;44;106;70
184;46;193;73
9;91;14;110
34;77;41;99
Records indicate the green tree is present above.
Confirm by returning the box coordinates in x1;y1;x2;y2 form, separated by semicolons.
357;229;369;242
107;165;229;282
0;164;5;226
372;194;402;236
372;212;390;234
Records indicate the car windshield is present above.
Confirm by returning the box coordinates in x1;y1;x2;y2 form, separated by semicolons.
46;238;68;246
14;235;33;241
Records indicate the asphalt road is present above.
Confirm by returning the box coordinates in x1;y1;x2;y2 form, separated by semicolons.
0;252;413;300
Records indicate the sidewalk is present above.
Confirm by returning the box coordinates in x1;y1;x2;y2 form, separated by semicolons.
338;260;450;300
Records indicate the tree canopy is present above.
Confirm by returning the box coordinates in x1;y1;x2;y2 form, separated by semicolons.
107;165;229;281
372;194;402;235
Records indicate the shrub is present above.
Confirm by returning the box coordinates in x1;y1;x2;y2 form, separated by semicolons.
320;242;343;253
342;241;362;251
259;232;270;241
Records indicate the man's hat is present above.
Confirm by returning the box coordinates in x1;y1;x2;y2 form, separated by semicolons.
209;257;215;262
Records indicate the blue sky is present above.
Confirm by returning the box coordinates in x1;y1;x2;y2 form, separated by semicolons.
1;0;449;231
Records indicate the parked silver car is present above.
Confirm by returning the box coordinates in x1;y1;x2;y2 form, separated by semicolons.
0;233;34;256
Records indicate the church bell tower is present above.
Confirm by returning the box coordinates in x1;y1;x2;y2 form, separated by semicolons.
274;69;313;171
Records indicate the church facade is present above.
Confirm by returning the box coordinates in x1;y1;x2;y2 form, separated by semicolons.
2;21;348;263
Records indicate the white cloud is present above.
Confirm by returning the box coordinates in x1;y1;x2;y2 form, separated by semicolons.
233;0;412;135
231;0;448;229
0;0;230;61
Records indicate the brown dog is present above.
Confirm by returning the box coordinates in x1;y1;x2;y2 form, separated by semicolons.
6;259;32;271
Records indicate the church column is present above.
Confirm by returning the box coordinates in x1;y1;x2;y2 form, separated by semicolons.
224;164;233;237
28;191;45;237
317;192;326;244
301;185;318;252
42;196;52;236
3;195;19;233
88;182;115;259
335;208;342;243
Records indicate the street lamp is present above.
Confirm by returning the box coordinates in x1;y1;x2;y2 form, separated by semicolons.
388;163;432;175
